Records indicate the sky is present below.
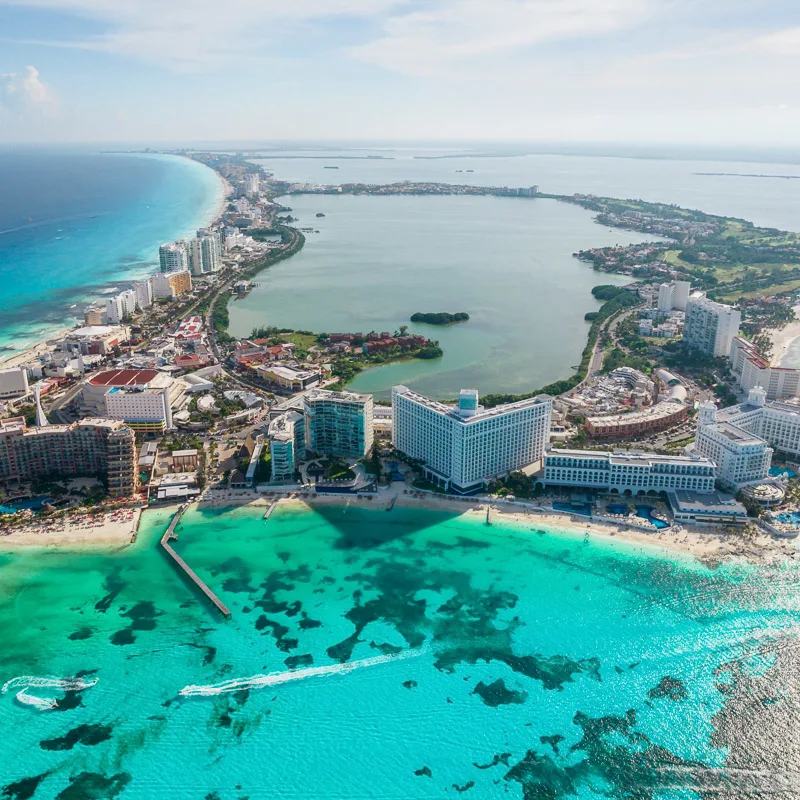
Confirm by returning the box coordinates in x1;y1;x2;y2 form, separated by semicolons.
0;0;799;145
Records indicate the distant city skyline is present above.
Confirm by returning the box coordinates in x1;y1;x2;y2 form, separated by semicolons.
0;0;799;145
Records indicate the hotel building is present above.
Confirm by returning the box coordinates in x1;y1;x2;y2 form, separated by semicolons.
257;364;320;393
0;417;138;497
0;367;29;401
151;270;192;300
392;386;552;494
541;449;716;495
159;242;188;273
730;336;800;400
694;386;800;488
304;389;374;460
657;280;691;312
693;399;773;491
268;411;305;481
81;369;182;435
683;295;741;358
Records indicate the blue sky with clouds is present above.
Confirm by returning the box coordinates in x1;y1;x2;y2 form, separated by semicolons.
1;0;799;144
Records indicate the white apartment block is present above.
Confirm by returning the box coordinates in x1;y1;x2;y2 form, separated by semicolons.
392;386;552;494
683;295;741;358
542;449;716;494
119;289;137;318
159;242;188;273
657;280;691;312
730;336;800;400
304;389;373;460
269;411;305;481
693;399;773;492
0;367;29;400
105;294;125;324
134;279;153;311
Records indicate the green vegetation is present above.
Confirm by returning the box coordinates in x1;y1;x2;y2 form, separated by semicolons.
487;471;539;498
602;347;651;375
410;312;469;325
211;291;234;344
591;285;629;301
415;343;444;359
584;311;599;322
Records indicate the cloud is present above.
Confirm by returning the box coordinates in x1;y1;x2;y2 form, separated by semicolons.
350;0;661;75
0;0;408;71
0;66;55;113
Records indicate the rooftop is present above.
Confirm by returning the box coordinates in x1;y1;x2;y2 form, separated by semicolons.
393;385;549;424
89;369;159;387
305;388;371;404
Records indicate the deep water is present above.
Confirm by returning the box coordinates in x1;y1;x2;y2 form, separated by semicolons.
1;504;800;799
0;150;221;354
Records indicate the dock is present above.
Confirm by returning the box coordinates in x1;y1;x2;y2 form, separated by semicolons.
263;499;279;520
486;505;494;526
160;505;231;620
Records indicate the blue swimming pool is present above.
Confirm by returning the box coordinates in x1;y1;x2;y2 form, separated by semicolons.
605;503;669;529
553;502;592;517
636;505;670;529
0;496;52;515
775;511;800;527
770;465;798;479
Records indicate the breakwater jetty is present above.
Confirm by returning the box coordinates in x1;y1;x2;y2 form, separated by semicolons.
160;505;231;620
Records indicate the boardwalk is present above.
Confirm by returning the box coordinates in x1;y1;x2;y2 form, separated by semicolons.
160;505;232;620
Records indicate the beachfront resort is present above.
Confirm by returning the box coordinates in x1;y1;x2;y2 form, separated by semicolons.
4;157;800;553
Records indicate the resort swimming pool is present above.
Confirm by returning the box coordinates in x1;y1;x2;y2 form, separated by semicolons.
0;496;51;515
770;465;798;479
606;503;670;529
553;501;593;517
775;511;800;527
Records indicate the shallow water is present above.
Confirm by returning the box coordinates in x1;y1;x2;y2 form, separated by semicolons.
2;504;800;798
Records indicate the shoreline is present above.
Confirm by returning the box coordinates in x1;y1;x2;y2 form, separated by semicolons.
770;303;800;365
0;154;228;369
195;492;798;566
0;507;141;550
1;492;795;565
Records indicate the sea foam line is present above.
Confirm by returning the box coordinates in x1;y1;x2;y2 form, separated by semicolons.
180;649;423;697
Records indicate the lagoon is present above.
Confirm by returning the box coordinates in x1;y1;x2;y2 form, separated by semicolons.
228;194;653;399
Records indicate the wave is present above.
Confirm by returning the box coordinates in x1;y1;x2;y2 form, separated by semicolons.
180;649;422;698
15;689;58;710
2;675;98;694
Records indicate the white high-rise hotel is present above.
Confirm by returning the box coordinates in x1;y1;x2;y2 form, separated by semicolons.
683;295;741;358
392;386;552;493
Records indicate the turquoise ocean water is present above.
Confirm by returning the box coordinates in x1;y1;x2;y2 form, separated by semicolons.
2;504;799;798
0;150;222;356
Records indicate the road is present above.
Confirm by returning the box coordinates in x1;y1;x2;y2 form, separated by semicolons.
566;306;639;396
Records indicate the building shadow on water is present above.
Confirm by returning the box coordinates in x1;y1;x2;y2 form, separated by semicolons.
310;504;463;551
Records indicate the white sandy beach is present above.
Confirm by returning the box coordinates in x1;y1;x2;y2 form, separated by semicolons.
193;490;798;566
769;303;800;365
0;508;141;549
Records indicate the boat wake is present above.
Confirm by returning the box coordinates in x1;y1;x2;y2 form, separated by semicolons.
2;675;98;710
180;649;423;697
15;689;58;710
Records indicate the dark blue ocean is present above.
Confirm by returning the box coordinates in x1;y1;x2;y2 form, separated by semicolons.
0;150;221;354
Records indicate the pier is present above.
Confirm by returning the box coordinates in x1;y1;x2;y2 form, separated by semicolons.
486;505;494;526
263;500;279;520
160;505;231;620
